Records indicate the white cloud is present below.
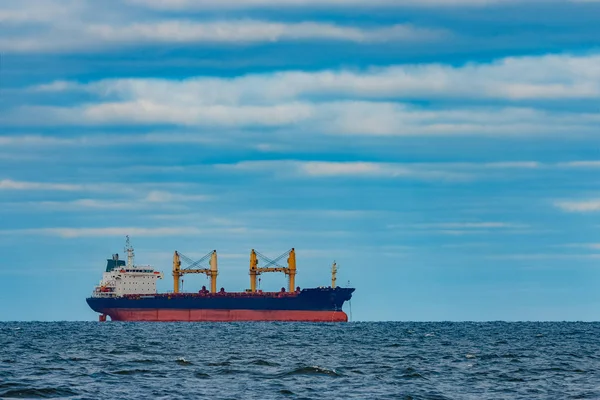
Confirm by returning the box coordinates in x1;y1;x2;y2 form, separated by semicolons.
33;81;82;92
482;162;540;169
11;200;134;212
555;199;600;212
69;199;138;209
127;0;536;10
144;191;210;202
2;190;212;212
0;133;222;147
316;102;598;136
411;222;526;229
299;161;381;176
8;103;314;128
206;158;577;194
0;17;445;53
0;0;589;55
14;53;600;135
10;101;599;137
86;21;443;45
30;198;173;210
1;225;348;239
36;53;600;101
296;161;470;181
0;180;214;206
0;179;82;191
557;161;600;168
80;101;315;127
387;222;531;236
487;253;600;260
0;0;80;23
1;0;451;53
219;160;545;181
4;227;204;238
561;243;600;249
0;135;77;146
431;229;494;235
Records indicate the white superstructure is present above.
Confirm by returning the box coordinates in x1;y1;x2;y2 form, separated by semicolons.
92;236;163;298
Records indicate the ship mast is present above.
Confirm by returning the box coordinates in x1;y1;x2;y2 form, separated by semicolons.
125;235;134;268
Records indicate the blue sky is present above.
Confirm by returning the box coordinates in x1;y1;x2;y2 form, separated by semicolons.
1;0;600;321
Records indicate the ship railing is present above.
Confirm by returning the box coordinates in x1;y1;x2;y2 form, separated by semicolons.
92;292;119;298
123;291;300;299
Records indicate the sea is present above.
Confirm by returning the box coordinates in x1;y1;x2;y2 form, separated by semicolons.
0;322;598;399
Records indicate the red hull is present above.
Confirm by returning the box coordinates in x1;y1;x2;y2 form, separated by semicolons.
103;308;348;322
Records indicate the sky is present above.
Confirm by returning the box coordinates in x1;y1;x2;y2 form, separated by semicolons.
1;0;600;321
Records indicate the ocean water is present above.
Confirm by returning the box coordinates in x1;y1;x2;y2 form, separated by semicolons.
1;322;599;399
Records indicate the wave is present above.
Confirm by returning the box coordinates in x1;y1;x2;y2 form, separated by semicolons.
400;367;427;380
216;368;246;375
176;357;193;366
112;369;153;375
0;387;77;398
282;366;342;377
207;361;230;366
0;321;597;399
250;359;280;367
132;359;157;364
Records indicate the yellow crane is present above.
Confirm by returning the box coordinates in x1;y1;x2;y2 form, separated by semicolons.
249;248;296;293
173;250;218;293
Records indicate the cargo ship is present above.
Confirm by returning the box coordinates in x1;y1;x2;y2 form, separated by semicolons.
86;237;355;322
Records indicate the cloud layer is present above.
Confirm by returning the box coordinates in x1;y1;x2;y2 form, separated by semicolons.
555;199;600;212
34;53;600;101
0;0;448;53
9;53;599;136
127;0;556;10
0;20;445;52
2;0;600;322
